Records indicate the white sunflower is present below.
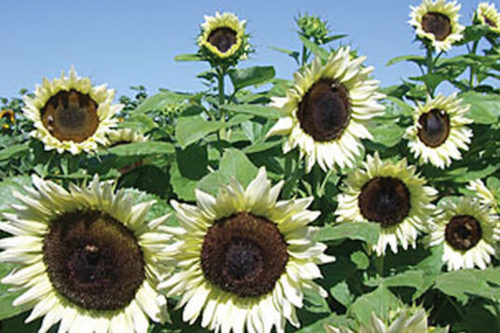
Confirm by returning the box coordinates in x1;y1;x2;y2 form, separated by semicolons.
405;93;472;169
267;47;385;172
324;307;440;333
198;12;249;62
0;175;170;333
335;153;437;256
467;179;498;212
22;67;122;154
409;0;465;52
159;167;335;333
429;196;500;271
476;3;500;34
107;128;149;146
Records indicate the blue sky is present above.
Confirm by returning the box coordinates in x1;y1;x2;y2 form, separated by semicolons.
0;0;483;100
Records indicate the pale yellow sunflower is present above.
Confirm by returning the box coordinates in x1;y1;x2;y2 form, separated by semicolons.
409;0;465;52
267;47;385;172
22;67;122;154
198;12;249;61
476;3;500;34
159;168;334;333
0;109;15;129
429;196;500;270
335;153;437;255
0;175;170;333
107;128;149;146
405;93;472;169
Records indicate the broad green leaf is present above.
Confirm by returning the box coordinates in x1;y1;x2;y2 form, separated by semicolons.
106;141;175;156
175;115;252;148
350;251;370;270
434;269;499;304
219;149;258;187
460;92;500;124
0;175;31;213
243;140;281;154
386;55;425;66
368;121;405;147
229;66;276;91
0;263;31;320
350;286;402;324
135;91;189;113
224;104;281;119
456;25;491;45
196;171;228;197
123;113;159;132
0;144;29;161
174;53;203;62
316;223;380;244
118;165;169;196
330;281;354;308
169;161;197;201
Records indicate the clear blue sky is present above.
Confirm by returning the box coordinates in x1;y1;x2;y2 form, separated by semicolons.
0;0;482;100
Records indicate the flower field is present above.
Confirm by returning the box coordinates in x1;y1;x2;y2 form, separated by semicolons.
0;1;500;332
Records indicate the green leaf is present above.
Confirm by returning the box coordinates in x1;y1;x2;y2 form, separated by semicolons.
218;149;258;187
368;120;405;147
298;35;329;61
330;281;354;308
456;25;491;45
386;55;425;67
135;91;189;113
169;160;198;201
316;223;380;244
460;92;500;124
0;175;31;214
106;141;175;156
175;115;252;148
0;263;32;320
350;286;402;324
229;66;276;91
0;144;29;161
118;165;169;196
350;251;370;270
224;104;281;119
174;53;203;62
269;46;300;63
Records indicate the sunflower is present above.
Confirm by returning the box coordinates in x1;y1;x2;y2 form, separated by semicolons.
324;307;431;333
476;3;500;34
0;175;170;333
198;12;249;63
107;128;149;146
22;67;122;154
405;94;472;169
429;196;500;271
267;47;385;172
409;0;464;52
159;168;334;333
335;153;437;256
0;109;15;129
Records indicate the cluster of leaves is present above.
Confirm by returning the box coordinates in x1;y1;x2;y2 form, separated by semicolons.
0;10;499;333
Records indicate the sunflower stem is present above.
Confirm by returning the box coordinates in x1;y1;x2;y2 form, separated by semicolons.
217;66;227;140
425;46;435;97
301;44;308;67
375;254;385;277
469;40;479;89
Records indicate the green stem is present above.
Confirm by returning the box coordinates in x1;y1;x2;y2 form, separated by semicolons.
469;40;479;89
217;66;227;139
301;44;308;67
375;254;385;277
425;46;435;97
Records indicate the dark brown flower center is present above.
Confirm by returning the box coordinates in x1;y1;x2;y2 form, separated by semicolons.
201;212;288;297
43;210;145;311
358;177;411;227
207;27;237;53
421;12;452;41
445;215;482;251
417;109;450;148
41;89;99;143
297;79;351;142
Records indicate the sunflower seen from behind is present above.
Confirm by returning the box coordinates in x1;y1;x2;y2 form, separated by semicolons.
159;168;334;333
0;175;170;333
405;93;472;169
198;12;250;66
267;47;385;172
335;153;437;255
429;196;500;271
22;67;122;154
409;0;464;52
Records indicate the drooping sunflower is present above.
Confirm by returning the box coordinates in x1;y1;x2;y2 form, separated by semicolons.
475;2;500;34
0;175;170;333
429;196;500;271
405;94;472;169
198;12;249;63
324;307;432;333
267;47;385;172
335;153;437;256
0;109;15;129
159;168;334;333
409;0;465;52
22;67;122;154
